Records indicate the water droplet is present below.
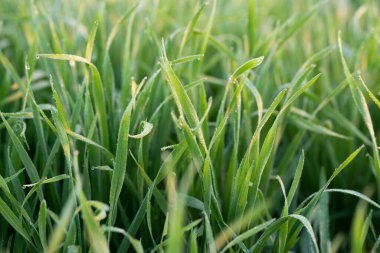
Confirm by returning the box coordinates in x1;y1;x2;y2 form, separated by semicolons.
69;60;75;67
25;63;30;70
36;55;40;60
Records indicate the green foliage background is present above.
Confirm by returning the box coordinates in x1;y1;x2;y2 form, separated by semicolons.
0;0;379;252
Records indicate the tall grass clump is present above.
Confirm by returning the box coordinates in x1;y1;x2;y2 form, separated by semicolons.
1;0;380;252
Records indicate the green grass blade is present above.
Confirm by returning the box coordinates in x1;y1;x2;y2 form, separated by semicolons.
108;102;132;227
0;112;43;200
38;200;48;250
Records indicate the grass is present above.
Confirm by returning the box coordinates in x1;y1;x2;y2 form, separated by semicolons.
0;0;380;252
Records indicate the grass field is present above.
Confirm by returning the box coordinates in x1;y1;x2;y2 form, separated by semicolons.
1;0;380;252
